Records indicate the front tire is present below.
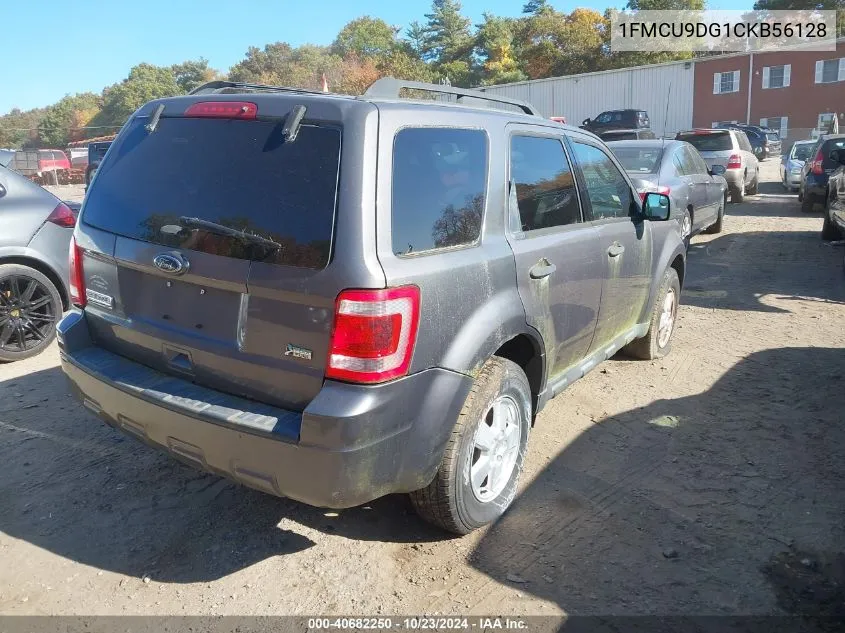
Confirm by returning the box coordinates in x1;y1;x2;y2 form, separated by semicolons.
0;264;62;362
623;268;680;361
704;197;725;234
821;197;843;241
410;357;531;535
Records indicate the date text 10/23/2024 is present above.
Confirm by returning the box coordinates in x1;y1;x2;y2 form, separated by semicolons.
307;617;530;630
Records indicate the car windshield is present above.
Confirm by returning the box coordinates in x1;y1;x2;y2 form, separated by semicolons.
676;132;733;152
792;144;814;161
82;116;341;269
611;146;664;172
766;132;779;142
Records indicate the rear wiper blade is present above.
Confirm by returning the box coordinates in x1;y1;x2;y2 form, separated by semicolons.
178;217;282;251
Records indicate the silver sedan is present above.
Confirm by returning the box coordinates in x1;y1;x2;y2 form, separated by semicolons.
607;139;729;242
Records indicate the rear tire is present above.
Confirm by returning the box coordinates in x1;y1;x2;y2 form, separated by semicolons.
748;174;759;195
731;176;745;203
704;197;725;234
0;264;62;362
410;357;531;535
822;197;843;241
801;195;816;214
623;268;680;361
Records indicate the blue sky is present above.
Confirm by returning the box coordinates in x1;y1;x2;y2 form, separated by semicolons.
1;0;754;115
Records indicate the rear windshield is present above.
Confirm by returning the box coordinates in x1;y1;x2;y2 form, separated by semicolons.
766;132;780;142
792;143;814;161
822;139;845;166
676;132;733;152
82;117;341;269
602;131;637;141
610;146;663;173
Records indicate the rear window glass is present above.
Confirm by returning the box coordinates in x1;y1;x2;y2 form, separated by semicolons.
677;132;733;152
792;143;814;161
391;128;487;257
822;139;845;165
82;117;341;269
766;132;780;142
610;146;663;172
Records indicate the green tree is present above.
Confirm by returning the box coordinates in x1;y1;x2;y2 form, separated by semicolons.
625;0;705;9
39;92;102;147
92;63;181;129
377;49;437;83
422;0;474;64
476;14;527;85
171;58;219;93
228;43;342;90
405;21;429;58
0;107;47;149
522;0;551;14
752;0;845;35
332;17;399;58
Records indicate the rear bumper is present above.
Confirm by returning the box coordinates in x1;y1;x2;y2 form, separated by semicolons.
724;170;745;188
58;310;472;508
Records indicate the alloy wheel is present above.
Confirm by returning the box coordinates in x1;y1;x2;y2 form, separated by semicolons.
0;275;57;353
470;394;523;503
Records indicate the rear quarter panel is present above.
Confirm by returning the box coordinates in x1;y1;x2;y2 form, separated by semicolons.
0;167;60;247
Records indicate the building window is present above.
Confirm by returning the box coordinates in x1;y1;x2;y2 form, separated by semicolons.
713;70;740;94
818;113;838;135
760;117;788;140
762;65;791;89
815;58;845;84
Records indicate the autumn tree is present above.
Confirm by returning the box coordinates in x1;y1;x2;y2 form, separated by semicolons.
475;14;527;85
39;93;102;147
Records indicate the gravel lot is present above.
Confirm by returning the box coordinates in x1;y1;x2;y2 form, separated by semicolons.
3;160;844;618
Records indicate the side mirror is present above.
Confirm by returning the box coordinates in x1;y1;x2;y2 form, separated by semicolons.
0;183;5;199
643;192;671;221
709;164;726;176
582;118;591;126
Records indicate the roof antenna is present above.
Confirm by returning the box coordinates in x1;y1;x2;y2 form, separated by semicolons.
657;82;672;191
145;104;165;133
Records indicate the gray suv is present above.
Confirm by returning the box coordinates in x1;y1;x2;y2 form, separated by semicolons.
58;79;686;534
676;128;760;203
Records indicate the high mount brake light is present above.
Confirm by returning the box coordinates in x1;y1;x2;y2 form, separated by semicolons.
184;102;258;119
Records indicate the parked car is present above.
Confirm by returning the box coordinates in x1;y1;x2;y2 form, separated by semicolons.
799;134;845;214
675;128;760;203
68;147;88;171
9;149;71;176
0;161;77;361
780;140;816;191
822;147;845;241
581;109;650;135
717;123;781;160
608;139;728;243
599;129;657;142
85;141;112;188
58;78;686;534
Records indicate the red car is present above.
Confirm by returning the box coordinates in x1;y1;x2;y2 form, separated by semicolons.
10;149;71;176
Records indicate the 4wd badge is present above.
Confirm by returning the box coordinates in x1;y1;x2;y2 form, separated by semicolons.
284;344;312;361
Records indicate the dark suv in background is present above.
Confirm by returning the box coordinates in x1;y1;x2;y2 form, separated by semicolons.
800;134;845;214
58;79;686;534
581;109;650;135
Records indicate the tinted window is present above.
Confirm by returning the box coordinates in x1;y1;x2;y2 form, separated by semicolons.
82;117;341;270
822;139;845;167
571;141;634;220
595;113;612;123
612;146;663;173
672;152;688;176
392;128;487;256
677;132;733;152
792;143;814;161
510;135;581;232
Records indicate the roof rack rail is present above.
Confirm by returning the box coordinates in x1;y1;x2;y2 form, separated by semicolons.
364;77;541;116
189;80;327;96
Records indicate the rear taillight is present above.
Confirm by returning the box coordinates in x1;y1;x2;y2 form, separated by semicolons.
326;286;420;384
727;154;742;169
638;185;670;202
68;235;85;308
184;101;257;119
811;150;825;175
46;202;76;228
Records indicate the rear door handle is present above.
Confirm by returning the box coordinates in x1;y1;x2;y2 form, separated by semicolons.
529;260;557;279
607;242;625;257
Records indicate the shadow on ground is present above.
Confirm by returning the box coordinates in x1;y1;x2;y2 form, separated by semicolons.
0;366;446;584
723;181;815;218
683;230;845;312
469;347;845;621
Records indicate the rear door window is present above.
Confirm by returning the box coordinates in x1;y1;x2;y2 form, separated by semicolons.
509;135;582;232
737;133;753;152
676;132;733;152
570;141;635;221
391;127;487;257
82;117;341;269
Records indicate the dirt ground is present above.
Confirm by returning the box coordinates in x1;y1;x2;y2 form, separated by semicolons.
2;160;844;618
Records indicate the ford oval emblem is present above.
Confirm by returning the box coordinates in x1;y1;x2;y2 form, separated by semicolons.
153;253;189;275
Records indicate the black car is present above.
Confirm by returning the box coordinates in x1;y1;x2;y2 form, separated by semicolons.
598;128;657;142
799;134;845;214
822;147;845;241
716;123;781;159
85;141;112;187
581;109;650;135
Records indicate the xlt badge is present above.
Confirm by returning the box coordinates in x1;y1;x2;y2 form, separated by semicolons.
284;344;312;361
